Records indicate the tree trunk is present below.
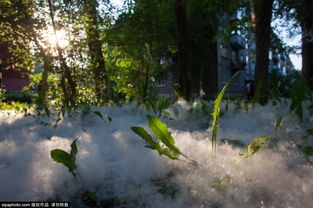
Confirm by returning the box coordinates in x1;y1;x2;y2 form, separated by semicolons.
142;43;153;102
300;0;313;89
83;0;108;102
173;0;192;99
251;0;274;105
47;0;76;108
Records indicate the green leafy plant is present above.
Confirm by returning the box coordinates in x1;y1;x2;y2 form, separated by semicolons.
93;111;112;122
240;136;270;159
50;138;79;179
211;71;241;157
302;146;313;156
131;115;182;160
157;183;177;198
211;176;231;193
4;91;34;103
275;116;284;135
131;115;196;164
147;96;171;118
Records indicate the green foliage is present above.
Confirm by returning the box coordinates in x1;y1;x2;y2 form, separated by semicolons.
0;101;31;111
211;176;231;193
157;183;177;198
275;116;284;135
147;115;182;155
0;89;5;103
241;136;271;159
131;115;184;160
94;111;104;120
302;129;313;139
307;129;313;135
211;71;241;157
147;96;171;117
50;138;79;179
4;92;34;103
172;86;182;99
269;70;312;120
302;146;313;155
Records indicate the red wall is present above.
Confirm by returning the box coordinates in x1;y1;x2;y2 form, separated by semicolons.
0;43;30;91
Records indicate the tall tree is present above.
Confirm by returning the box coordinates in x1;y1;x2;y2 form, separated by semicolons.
173;0;192;99
82;0;109;102
106;0;175;102
251;0;274;104
276;0;313;89
298;0;313;89
48;0;77;108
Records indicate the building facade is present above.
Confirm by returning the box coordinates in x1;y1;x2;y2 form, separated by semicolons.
0;43;30;92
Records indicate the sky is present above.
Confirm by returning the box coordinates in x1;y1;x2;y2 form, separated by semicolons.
286;35;302;70
111;0;124;7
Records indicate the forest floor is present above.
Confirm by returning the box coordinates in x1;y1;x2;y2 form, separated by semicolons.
0;99;313;208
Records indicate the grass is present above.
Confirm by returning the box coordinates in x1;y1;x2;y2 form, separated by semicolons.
211;71;241;157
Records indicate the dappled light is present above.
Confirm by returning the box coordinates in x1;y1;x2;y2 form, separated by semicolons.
0;0;312;207
42;27;69;49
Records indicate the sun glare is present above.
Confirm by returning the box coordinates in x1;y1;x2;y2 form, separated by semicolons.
43;27;69;49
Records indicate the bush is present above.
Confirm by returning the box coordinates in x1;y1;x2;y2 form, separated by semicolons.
4;92;34;103
0;89;4;102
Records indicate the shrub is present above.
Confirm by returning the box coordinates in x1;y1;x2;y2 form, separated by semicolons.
4;91;34;103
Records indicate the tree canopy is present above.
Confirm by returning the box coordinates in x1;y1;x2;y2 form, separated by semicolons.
0;0;311;108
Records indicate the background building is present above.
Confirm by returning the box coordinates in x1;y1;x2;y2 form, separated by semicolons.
0;43;30;92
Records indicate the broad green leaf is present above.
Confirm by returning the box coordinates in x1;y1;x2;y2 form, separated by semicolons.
70;138;78;159
275;116;283;135
241;136;270;159
147;115;181;155
161;148;179;160
131;126;178;160
211;71;241;157
51;149;76;172
131;126;160;151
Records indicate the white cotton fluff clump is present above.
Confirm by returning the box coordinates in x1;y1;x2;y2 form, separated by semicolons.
0;101;313;208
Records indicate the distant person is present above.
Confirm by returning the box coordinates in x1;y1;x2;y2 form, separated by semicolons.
245;80;254;100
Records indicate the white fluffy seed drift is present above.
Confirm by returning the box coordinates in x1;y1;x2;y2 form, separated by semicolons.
0;101;312;208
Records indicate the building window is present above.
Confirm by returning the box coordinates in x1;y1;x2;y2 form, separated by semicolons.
156;79;166;87
220;44;228;58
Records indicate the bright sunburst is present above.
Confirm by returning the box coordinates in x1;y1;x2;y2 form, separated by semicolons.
42;26;69;49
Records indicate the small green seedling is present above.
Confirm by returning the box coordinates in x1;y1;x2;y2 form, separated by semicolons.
275;116;284;135
211;71;241;157
51;138;79;179
131;115;182;160
240;136;270;159
131;115;196;165
211;176;231;193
